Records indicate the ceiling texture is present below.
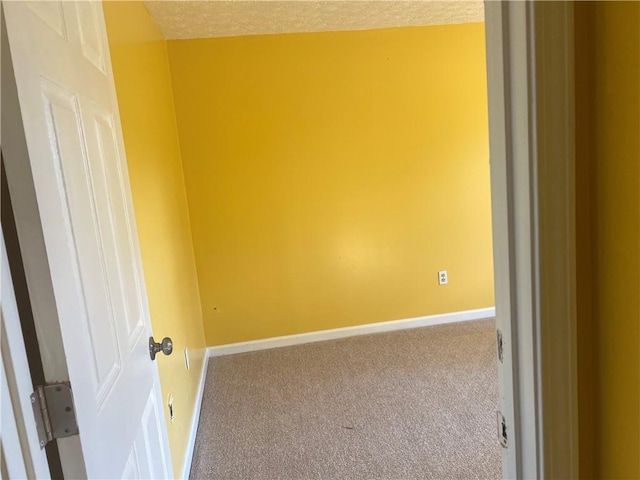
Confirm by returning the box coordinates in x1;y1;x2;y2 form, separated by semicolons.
144;1;485;40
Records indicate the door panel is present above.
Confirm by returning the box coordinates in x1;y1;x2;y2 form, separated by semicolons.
27;2;66;39
122;447;141;480
3;1;172;477
41;79;124;400
73;2;106;73
138;394;169;480
89;108;145;347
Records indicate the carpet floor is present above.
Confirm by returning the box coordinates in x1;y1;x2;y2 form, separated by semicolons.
189;319;501;480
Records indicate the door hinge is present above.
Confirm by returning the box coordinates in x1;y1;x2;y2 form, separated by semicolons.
496;329;504;363
30;382;79;449
497;411;508;448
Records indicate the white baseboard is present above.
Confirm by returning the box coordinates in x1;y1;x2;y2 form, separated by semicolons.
180;351;209;480
207;307;495;358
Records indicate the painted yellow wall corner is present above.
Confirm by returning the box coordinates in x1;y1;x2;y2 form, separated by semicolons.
102;2;207;477
590;3;639;477
167;23;494;346
575;2;640;478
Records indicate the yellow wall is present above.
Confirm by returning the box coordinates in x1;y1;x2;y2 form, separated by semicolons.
102;3;207;477
167;24;494;346
575;2;640;478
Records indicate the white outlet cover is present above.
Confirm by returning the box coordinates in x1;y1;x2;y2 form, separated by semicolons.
184;347;190;370
438;270;448;285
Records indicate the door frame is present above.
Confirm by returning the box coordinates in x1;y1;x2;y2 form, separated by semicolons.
1;1;577;478
485;2;578;478
1;226;53;480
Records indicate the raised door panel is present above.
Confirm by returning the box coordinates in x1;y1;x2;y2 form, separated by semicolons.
27;2;67;40
40;79;123;405
73;2;106;73
90;108;145;349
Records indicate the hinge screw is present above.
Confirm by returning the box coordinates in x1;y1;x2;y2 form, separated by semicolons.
39;440;45;447
31;395;36;404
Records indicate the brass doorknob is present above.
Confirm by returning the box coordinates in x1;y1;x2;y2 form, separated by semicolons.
149;336;173;360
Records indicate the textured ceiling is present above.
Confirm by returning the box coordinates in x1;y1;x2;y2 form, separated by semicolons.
144;1;485;40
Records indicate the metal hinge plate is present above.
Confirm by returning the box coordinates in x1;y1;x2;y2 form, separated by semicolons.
497;411;508;448
30;383;79;449
496;329;504;363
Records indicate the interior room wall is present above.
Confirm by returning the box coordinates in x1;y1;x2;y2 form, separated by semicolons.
575;2;640;477
102;3;207;476
166;23;495;346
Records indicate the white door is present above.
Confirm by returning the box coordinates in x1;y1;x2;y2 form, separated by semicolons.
2;2;173;478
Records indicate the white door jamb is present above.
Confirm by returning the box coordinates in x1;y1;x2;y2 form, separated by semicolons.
485;2;578;478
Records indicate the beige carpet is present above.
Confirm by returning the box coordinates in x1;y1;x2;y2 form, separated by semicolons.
189;319;501;480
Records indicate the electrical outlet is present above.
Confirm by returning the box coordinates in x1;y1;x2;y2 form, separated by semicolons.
168;394;174;423
184;347;190;371
438;270;448;285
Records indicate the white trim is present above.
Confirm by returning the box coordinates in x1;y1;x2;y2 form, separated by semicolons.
180;352;210;480
530;3;578;477
485;1;528;478
1;228;52;479
207;308;495;357
484;2;577;478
